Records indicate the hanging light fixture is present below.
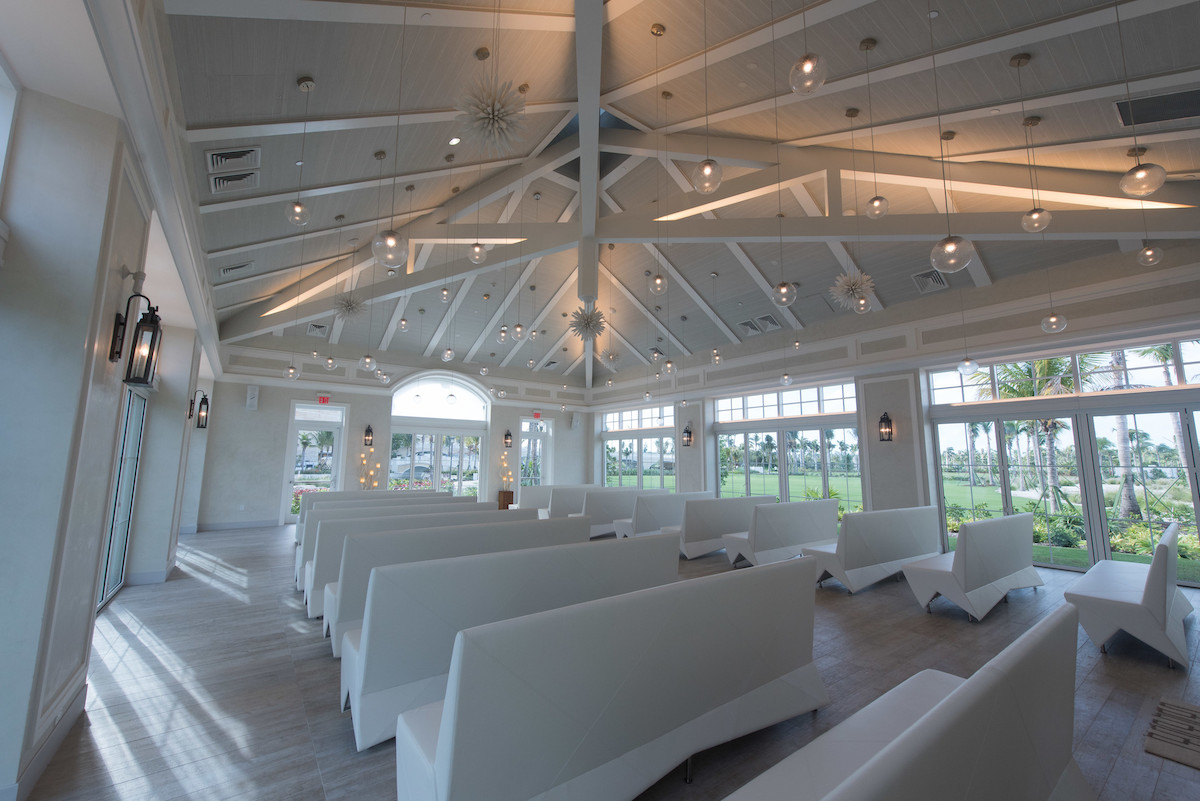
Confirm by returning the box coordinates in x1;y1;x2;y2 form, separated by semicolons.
954;291;977;375
830;105;876;316
285;77;316;226
188;390;210;429
109;283;164;386
1112;2;1165;198
780;373;792;386
711;348;721;365
324;356;337;371
878;412;894;442
479;366;489;376
691;8;723;194
648;272;667;295
398;317;408;333
440;286;451;303
468;241;487;264
503;429;513;448
442;346;455;362
789;9;826;95
1137;241;1163;266
496;324;509;344
681;423;693;447
927;8;976;274
860;38;888;219
1009;54;1052;233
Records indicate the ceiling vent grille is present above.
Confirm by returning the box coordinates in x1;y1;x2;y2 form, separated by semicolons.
737;319;762;336
306;323;329;338
205;147;261;173
755;314;782;332
912;269;949;294
1115;89;1200;126
209;171;260;194
219;261;254;277
544;360;558;369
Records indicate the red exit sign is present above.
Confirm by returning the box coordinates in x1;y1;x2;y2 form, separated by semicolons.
317;395;331;405
533;412;541;418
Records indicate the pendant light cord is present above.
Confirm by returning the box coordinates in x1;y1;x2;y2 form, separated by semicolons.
770;0;785;285
1112;0;1144;164
926;0;952;238
388;6;408;234
702;0;711;160
864;44;880;198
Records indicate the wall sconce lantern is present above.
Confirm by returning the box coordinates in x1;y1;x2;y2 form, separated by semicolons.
110;290;163;386
503;429;513;448
188;390;210;429
879;412;894;442
682;423;694;448
363;424;374;447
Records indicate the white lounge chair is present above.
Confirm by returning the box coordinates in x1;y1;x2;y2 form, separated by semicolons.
802;506;941;594
722;499;839;566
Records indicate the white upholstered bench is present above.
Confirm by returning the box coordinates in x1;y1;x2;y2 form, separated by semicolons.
722;498;839;566
613;490;712;539
1064;522;1194;668
568;487;667;537
325;516;589;656
341;533;679;751
664;495;768;559
394;557;828;801
902;512;1043;621
802;505;941;594
722;604;1095;801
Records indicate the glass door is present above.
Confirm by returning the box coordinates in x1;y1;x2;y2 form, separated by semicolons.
1092;411;1199;584
1002;416;1088;569
784;429;824;501
283;404;344;521
98;390;147;609
934;421;1005;549
440;434;463;493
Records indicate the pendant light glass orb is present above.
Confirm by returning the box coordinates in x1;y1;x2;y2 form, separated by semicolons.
379;372;392;385
311;349;320;358
479;366;489;376
441;346;455;363
681;399;688;407
930;235;977;274
663;359;675;375
691;158;723;194
957;357;979;376
285;364;299;380
324;356;337;371
468;242;487;264
655;372;662;381
865;195;889;219
286;200;311;227
793;340;801;350
780;373;792;386
648;274;667;295
530;328;539;341
440;287;451;303
1119;162;1167;198
446;393;457;405
372;229;405;267
1041;312;1069;334
512;323;525;340
789;53;827;95
853;296;871;315
496;325;509;344
360;354;375;371
1021;207;1052;233
606;378;614;387
643;391;651;401
771;281;799;308
1137;244;1163;266
527;358;535;368
497;389;506;398
398;317;408;332
711;348;721;365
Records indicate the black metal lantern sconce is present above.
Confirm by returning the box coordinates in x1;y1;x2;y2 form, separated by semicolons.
878;412;894;442
364;424;374;447
109;270;164;386
681;423;694;447
503;429;513;448
188;390;210;429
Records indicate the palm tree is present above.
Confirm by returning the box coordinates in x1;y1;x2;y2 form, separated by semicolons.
1109;350;1143;520
966;422;979;487
296;433;314;472
978;420;995;485
1135;344;1189;471
315;430;334;469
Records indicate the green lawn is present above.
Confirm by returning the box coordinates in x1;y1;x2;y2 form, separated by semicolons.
718;471;864;511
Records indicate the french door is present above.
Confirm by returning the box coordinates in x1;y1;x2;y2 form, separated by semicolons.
282;403;345;522
97;389;147;609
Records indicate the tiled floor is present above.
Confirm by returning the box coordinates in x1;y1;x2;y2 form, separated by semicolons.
28;525;1200;801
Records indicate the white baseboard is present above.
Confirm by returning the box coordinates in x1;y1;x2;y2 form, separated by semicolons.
195;519;277;532
12;683;86;801
126;569;170;586
178;524;198;535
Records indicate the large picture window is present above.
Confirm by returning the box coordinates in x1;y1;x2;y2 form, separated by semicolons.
388;374;488;497
601;405;675;490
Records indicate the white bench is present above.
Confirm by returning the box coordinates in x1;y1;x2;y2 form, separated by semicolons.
569;487;668;538
613;490;712;539
722;499;840;566
722;604;1094;801
305;508;537;618
295;497;479;589
297;488;445;529
903;512;1043;621
395;557;828;801
1065;522;1194;668
543;485;600;519
326;516;590;657
342;533;680;751
663;495;768;559
803;506;941;594
512;483;595;517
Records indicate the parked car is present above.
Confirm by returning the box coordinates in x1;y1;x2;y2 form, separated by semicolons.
396;465;431;480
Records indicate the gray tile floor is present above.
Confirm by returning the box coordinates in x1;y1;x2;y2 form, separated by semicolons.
28;525;1200;801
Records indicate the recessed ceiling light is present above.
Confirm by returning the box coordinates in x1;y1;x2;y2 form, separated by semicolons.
448;137;461;146
989;108;1001;114
928;10;939;18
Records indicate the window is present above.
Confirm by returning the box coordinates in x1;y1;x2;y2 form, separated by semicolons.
601;404;674;490
388;375;489;496
603;405;673;431
716;382;855;422
520;418;551;486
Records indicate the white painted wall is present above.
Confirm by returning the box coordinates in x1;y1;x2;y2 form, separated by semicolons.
0;90;141;798
178;378;213;536
858;372;933;512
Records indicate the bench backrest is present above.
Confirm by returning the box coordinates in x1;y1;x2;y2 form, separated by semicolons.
579;488;668;527
312;508;538;595
823;604;1079;801
516;483;593;510
299;488;444;521
751;499;840;553
629;491;713;536
434;558;820;801
953;513;1035;591
312;493;473;514
681;496;766;541
546;485;600;518
1143;523;1181;626
360;533;680;702
836;506;940;569
334;516;590;633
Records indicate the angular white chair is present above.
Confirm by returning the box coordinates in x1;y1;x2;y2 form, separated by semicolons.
802;506;941;594
902;512;1043;621
613;490;713;539
722;499;839;566
1064;523;1194;668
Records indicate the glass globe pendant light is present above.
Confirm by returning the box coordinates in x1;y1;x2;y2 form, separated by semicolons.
1021;207;1052;233
790;52;827;95
496;324;509;344
285;364;299;380
479;366;489;376
931;234;976;274
468;242;486;264
663;359;675;375
372;229;405;268
441;346;455;362
360;354;375;371
324;356;337;371
440;286;451;303
286;199;311;227
512;322;525;341
1137;242;1163;266
865;195;889;219
956;357;979;376
285;77;316;226
648;273;667;295
860;38;888;219
1041;312;1068;334
398;317;408;332
1120;153;1166;199
691;159;722;195
771;281;798;308
853;296;870;315
780;373;792;386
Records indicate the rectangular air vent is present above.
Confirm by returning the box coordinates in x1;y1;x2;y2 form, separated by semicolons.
205;147;261;173
737;319;762;336
755;314;782;332
306;323;329;338
648;346;664;359
1116;89;1200;126
912;269;949;294
544;360;558;369
219;261;254;277
209;171;260;194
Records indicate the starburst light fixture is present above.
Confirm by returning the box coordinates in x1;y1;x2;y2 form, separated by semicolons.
334;293;367;320
455;76;526;154
568;306;606;341
830;272;875;312
600;348;620;371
